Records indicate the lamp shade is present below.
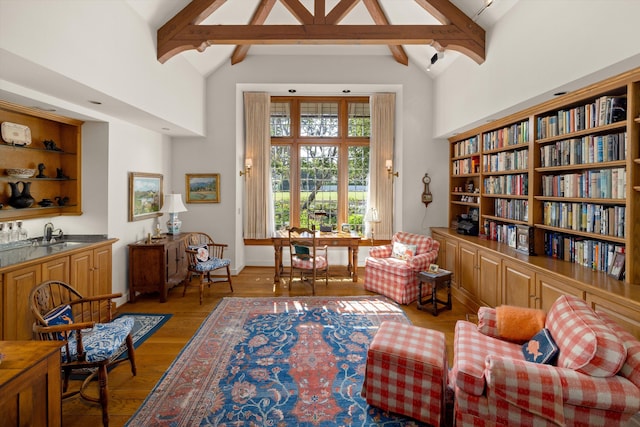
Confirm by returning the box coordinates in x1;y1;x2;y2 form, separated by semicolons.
364;207;379;222
161;194;187;213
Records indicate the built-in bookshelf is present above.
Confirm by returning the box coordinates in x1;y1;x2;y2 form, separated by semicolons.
448;67;640;284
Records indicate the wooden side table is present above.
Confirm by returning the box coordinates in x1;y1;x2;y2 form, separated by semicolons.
417;269;452;316
0;341;63;427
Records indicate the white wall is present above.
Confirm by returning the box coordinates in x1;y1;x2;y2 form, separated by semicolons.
434;0;640;137
0;0;206;136
170;55;449;270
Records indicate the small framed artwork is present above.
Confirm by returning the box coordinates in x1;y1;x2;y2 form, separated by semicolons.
608;252;625;280
186;173;220;203
129;172;163;222
341;223;351;233
428;263;439;273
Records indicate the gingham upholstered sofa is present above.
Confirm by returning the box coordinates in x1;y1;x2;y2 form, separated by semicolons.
450;294;640;426
364;232;439;304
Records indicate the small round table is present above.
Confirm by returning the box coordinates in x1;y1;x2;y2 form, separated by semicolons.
417;269;452;316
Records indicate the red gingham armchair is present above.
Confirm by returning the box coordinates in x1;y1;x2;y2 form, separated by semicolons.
450;294;640;426
364;231;439;304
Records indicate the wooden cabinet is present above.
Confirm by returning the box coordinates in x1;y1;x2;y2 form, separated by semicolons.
433;229;459;288
502;259;536;308
0;100;82;222
458;242;478;306
478;251;501;308
537;272;585;312
128;233;190;303
447;68;640;284
0;240;116;340
2;265;41;340
0;341;63;427
432;227;640;339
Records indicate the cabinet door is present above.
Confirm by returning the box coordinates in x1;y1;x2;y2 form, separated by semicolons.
432;232;446;267
42;256;69;282
458;243;478;300
502;260;536;308
586;293;640;340
478;251;501;307
537;272;585;312
3;265;42;340
69;249;93;297
444;239;459;287
92;245;112;296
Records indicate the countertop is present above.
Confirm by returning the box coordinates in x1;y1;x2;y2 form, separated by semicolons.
0;234;116;270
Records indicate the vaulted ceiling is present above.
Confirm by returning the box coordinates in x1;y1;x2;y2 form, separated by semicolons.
127;0;518;76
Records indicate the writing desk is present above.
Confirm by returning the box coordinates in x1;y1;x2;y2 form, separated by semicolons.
272;230;361;283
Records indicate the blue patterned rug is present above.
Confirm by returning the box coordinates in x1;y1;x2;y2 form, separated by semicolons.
126;296;426;426
113;312;172;360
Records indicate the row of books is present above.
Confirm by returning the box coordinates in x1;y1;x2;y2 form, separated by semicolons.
542;202;625;237
536;95;627;139
482;120;529;151
483;174;528;195
482;220;525;250
453;137;479;158
540;168;626;199
539;132;627;167
483;148;529;173
494;198;529;222
452;157;479;175
543;231;624;273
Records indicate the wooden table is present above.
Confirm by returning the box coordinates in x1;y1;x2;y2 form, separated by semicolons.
0;341;63;427
272;230;362;283
417;269;453;316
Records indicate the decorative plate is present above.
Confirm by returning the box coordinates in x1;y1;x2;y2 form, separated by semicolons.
1;122;32;146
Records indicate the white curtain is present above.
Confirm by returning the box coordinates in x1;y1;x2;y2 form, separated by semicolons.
366;93;395;240
243;92;274;239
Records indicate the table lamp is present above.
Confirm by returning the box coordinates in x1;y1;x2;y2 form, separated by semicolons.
364;207;380;243
161;194;187;234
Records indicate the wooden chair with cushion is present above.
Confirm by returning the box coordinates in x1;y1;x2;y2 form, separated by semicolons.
184;232;233;304
29;280;137;427
288;227;329;295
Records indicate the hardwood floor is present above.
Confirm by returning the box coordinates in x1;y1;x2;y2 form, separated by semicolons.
61;266;470;427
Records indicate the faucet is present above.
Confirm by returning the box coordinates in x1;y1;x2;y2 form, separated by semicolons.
44;222;54;243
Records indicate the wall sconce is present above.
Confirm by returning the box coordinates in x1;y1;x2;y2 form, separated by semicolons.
386;159;399;179
239;158;252;177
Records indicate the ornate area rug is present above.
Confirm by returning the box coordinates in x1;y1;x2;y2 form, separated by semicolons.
126;296;425;426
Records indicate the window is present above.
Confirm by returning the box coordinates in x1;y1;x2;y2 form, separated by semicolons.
270;97;370;234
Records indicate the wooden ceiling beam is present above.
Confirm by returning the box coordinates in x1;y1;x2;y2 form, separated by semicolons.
158;0;227;63
363;0;408;66
231;0;277;65
325;0;360;25
414;0;485;62
157;0;486;65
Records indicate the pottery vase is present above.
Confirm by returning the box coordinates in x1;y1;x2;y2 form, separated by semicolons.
8;181;35;209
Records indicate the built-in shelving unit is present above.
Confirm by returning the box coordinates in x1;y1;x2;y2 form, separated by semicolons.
0;100;83;221
448;67;640;285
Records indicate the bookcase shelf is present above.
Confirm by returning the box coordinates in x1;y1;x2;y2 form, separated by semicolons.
448;67;640;284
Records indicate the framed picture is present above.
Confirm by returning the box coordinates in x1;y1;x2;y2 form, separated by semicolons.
186;173;220;203
516;225;535;255
428;263;439;273
341;223;351;233
608;252;625;280
129;172;163;222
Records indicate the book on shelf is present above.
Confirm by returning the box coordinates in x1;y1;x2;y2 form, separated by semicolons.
543;231;624;273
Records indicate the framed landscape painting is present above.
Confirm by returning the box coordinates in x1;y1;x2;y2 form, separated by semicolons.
129;172;163;221
186;173;220;203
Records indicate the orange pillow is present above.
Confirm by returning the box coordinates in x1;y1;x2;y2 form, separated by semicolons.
496;305;546;342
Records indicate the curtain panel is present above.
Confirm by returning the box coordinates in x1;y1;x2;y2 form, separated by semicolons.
243;92;273;239
367;93;395;240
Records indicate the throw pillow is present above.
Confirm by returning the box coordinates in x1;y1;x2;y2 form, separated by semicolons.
391;241;417;260
44;304;74;340
523;328;558;365
294;245;310;255
496;305;546;342
188;244;209;262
